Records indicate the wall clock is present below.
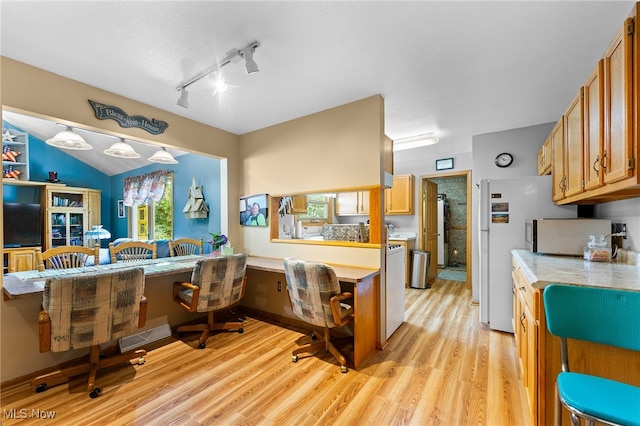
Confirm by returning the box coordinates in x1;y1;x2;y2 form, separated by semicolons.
495;152;513;168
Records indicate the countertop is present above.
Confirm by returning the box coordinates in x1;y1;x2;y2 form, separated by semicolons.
512;249;640;292
389;232;417;241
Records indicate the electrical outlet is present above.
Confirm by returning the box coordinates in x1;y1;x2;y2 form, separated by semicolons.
277;281;282;292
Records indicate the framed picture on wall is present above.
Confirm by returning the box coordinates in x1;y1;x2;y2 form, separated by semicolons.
117;200;125;218
240;194;269;226
435;157;454;171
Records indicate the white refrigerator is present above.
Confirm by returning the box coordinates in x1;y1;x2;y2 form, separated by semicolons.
478;175;576;333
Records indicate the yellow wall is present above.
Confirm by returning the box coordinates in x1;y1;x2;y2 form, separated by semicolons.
0;57;384;383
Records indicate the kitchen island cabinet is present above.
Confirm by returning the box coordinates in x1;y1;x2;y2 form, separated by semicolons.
511;249;640;426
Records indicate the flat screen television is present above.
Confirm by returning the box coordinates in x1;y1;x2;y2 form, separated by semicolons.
3;203;43;248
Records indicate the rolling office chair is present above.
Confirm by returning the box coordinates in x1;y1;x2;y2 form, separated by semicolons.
173;253;248;349
543;284;640;426
169;237;203;257
109;240;157;263
32;268;147;398
283;258;354;373
35;244;100;271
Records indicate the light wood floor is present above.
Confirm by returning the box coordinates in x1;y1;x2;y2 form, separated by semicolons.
0;278;530;425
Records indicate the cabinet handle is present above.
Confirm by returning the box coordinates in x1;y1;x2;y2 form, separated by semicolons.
593;155;600;176
601;150;607;171
520;312;526;332
520;286;526;292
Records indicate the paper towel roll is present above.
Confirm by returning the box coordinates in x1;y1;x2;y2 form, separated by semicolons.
295;220;303;239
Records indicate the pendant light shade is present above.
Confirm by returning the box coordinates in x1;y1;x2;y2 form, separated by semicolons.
104;138;141;158
46;126;92;150
148;147;178;164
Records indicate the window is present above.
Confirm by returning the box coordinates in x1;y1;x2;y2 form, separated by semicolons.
297;194;332;225
131;172;173;240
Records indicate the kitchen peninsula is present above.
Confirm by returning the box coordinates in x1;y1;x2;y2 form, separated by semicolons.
511;249;640;426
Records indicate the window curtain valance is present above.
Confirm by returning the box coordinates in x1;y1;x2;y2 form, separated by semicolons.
123;170;170;207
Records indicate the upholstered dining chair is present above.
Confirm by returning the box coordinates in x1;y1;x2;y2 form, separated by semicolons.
169;237;203;257
544;284;640;426
32;268;147;398
173;253;248;349
109;240;157;263
36;244;100;271
282;258;354;373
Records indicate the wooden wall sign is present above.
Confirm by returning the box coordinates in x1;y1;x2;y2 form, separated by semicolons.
88;100;169;135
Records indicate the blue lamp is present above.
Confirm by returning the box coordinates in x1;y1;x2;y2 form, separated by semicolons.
85;225;111;248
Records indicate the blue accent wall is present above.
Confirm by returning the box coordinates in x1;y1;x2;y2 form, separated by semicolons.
111;154;221;250
3;121;222;252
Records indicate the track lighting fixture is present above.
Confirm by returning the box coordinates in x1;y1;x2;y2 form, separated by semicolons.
177;88;189;108
176;40;260;108
104;138;141;159
46;126;92;150
148;147;178;164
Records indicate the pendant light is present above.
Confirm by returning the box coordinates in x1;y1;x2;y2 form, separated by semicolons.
148;147;178;164
104;138;140;158
46;126;92;150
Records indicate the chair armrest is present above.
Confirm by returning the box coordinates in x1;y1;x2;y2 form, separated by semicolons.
173;281;200;312
330;292;354;327
138;295;147;328
38;305;51;353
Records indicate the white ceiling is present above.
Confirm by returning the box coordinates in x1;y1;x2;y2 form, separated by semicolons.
0;1;635;174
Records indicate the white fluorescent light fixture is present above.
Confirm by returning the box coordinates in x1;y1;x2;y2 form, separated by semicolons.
46;126;92;150
393;132;440;151
176;40;260;108
104;138;141;158
148;147;178;164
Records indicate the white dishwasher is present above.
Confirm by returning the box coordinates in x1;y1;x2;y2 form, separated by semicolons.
383;244;406;341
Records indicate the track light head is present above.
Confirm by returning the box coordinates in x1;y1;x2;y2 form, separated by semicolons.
240;45;259;74
177;87;189;108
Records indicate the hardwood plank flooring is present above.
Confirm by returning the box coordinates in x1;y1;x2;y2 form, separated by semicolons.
0;278;530;425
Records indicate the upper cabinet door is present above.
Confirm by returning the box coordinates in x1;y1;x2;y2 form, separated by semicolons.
550;118;566;202
564;89;585;198
603;18;634;184
584;61;605;191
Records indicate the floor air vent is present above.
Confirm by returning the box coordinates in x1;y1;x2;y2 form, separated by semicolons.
119;323;172;353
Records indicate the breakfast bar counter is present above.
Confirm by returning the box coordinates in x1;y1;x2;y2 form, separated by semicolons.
511;248;640;292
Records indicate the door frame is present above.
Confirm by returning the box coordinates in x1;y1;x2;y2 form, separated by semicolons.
419;170;472;289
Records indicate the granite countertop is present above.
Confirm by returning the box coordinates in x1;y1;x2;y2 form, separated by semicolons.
512;249;640;292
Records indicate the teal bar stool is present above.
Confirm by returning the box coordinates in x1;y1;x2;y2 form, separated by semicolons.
543;284;640;426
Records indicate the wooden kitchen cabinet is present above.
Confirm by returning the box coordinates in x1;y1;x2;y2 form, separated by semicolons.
537;137;551;175
550;118;566;202
583;60;605;191
604;18;634;185
512;257;539;425
291;195;308;213
563;89;585;199
3;247;38;273
335;191;369;215
385;174;414;215
549;16;639;205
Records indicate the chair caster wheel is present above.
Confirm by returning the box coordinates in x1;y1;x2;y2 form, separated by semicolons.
292;355;298;363
178;332;184;338
311;334;317;341
238;328;244;334
341;365;348;373
89;388;102;398
137;357;145;365
198;342;206;349
35;384;47;393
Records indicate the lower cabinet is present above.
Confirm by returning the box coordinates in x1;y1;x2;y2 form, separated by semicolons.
512;254;640;426
4;247;39;273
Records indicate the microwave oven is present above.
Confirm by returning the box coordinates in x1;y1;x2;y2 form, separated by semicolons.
525;218;611;256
